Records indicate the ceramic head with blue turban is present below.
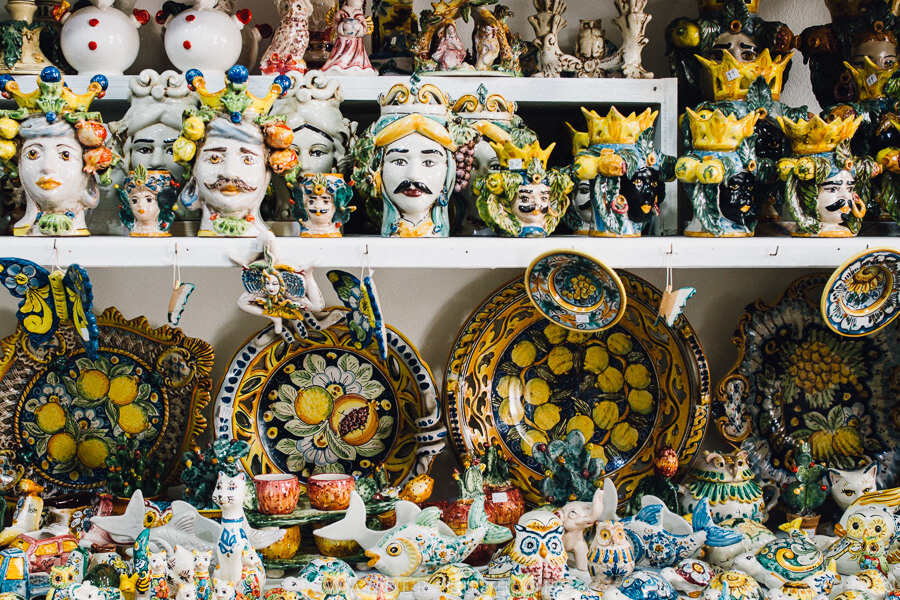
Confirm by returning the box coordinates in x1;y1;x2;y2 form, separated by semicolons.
117;165;178;237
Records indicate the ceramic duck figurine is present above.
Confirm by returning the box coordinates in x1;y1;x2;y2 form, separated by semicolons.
57;0;148;77
679;449;778;523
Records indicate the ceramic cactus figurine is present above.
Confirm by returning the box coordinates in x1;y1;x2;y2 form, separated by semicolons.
117;166;178;237
474;138;572;237
56;0;148;77
260;0;313;75
531;430;605;505
181;438;250;510
321;0;377;75
677;107;764;237
571;106;674;237
0;67;118;237
295;173;354;237
782;442;828;519
454;454;486;501
352;78;477;237
0;0;56;75
777;111;879;237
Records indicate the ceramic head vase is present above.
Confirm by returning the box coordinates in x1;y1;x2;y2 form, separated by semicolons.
474;138;572;237
677;107;765;237
452;85;537;235
571;106;674;237
117;166;178;237
352;79;476;237
777;112;880;237
174;66;296;237
295;172;354;237
0;67;119;236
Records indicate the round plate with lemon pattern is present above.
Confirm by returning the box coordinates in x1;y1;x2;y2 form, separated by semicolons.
444;272;710;506
214;319;441;492
0;307;212;493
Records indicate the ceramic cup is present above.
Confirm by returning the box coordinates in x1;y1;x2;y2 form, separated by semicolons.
307;473;355;511
253;474;301;515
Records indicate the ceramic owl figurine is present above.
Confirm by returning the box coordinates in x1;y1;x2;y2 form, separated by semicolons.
486;510;569;592
509;573;539;600
49;565;78;600
586;478;635;591
320;569;351;600
679;449;777;523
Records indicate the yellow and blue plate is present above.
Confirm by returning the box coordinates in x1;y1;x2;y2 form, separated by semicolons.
821;247;900;337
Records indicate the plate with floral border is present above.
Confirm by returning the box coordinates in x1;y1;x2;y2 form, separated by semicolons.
214;315;445;492
444;272;710;506
0;307;212;494
717;274;900;489
821;247;900;337
526;249;626;332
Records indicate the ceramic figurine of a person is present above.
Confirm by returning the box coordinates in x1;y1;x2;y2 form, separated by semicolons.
431;23;469;71
174;66;296;237
570;106;673;237
295;172;354;237
777;112;879;237
117;166;177;237
351;80;476;237
321;0;377;75
260;0;313;75
474;140;572;237
0;67;118;237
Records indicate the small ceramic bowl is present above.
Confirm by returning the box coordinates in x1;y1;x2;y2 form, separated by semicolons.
253;474;301;515
260;525;301;560
307;473;355;511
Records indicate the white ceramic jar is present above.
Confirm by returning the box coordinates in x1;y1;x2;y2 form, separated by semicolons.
163;1;247;85
60;1;145;77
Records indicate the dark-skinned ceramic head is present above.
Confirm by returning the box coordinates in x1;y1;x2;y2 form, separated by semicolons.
621;167;665;224
719;171;758;227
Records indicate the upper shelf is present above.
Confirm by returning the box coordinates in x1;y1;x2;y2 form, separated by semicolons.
9;236;897;270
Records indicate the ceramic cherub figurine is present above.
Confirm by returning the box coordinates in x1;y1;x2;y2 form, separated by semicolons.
174;66;296;237
0;67;118;237
352;79;476;237
474;139;572;237
295;173;354;236
260;0;314;75
322;0;377;75
117;166;178;237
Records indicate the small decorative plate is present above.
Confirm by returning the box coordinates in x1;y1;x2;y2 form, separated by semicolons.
822;248;900;337
444;272;710;506
214;318;444;492
0;307;212;494
717;274;900;488
526;250;626;332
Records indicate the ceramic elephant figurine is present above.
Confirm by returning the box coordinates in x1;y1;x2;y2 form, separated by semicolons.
557;486;607;570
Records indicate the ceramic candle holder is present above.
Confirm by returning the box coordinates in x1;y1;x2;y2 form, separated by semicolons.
253;474;301;515
307;473;355;510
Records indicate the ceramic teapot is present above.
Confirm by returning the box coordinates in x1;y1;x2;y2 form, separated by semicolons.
679;450;778;523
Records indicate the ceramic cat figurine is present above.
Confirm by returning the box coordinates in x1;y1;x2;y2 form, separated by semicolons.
175;584;196;600
170;546;194;587
149;551;169;600
212;579;236;600
828;463;878;511
239;549;263;600
193;551;212;600
212;472;251;585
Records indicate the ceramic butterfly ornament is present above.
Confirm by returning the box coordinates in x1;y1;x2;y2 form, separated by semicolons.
327;268;387;361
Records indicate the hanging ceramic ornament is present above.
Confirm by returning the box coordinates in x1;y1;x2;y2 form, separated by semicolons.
656;258;695;327
168;246;194;327
327;264;387;362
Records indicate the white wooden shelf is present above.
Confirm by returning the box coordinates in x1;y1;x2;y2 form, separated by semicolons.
7;236;896;270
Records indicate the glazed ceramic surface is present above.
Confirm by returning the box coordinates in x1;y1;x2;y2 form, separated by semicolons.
163;5;243;83
526;250;626;332
822;248;900;337
444;272;710;506
215;319;442;491
60;3;141;77
717;274;900;487
0;307;211;493
253;474;301;515
679;450;778;523
306;473;354;510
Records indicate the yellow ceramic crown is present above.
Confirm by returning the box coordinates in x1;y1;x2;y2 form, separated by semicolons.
453;86;516;119
580;106;659;146
490;140;555;169
844;57;900;101
3;76;104;116
685;107;762;152
699;0;759;13
190;73;284;118
776;114;863;156
380;81;452;117
696;49;793;101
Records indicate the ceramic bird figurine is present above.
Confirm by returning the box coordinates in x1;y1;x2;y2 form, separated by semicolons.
486;510;569;591
586;479;634;591
509;572;539;600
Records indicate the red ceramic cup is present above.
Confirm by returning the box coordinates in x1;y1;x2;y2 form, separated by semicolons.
307;473;355;511
253;474;301;515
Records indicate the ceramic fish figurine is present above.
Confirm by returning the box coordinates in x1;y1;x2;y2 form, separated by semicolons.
604;572;678;600
733;520;830;591
314;491;510;577
705;517;776;569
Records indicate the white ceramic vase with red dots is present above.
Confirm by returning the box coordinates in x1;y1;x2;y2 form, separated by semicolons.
59;0;147;77
162;0;249;85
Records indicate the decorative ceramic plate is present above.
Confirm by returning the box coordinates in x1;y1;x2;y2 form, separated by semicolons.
0;307;212;494
822;248;900;337
717;274;900;488
526;250;626;332
214;318;444;492
444;272;710;506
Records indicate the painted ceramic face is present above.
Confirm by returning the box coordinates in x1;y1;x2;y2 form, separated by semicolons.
817;170;856;226
305;191;335;227
719;171;756;226
462;139;501;208
381;133;448;225
514;181;551;227
572;179;592;223
20;130;87;211
710;32;759;63
264;274;281;296
129;123;182;178
293;127;338;174
620;167;663;224
194;130;269;215
851;38;898;70
129;189;160;226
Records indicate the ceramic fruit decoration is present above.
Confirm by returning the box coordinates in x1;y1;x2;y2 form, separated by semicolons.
117;166;178;237
174;66;295;237
570;106;673;237
260;0;313;75
352;78;477;237
0;67;118;237
679;449;778;523
158;0;252;85
321;0;377;75
56;0;148;77
474;139;572;237
0;0;56;75
677;107;764;237
484;510;569;593
452;85;537;236
295;173;354;236
777;111;879;237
